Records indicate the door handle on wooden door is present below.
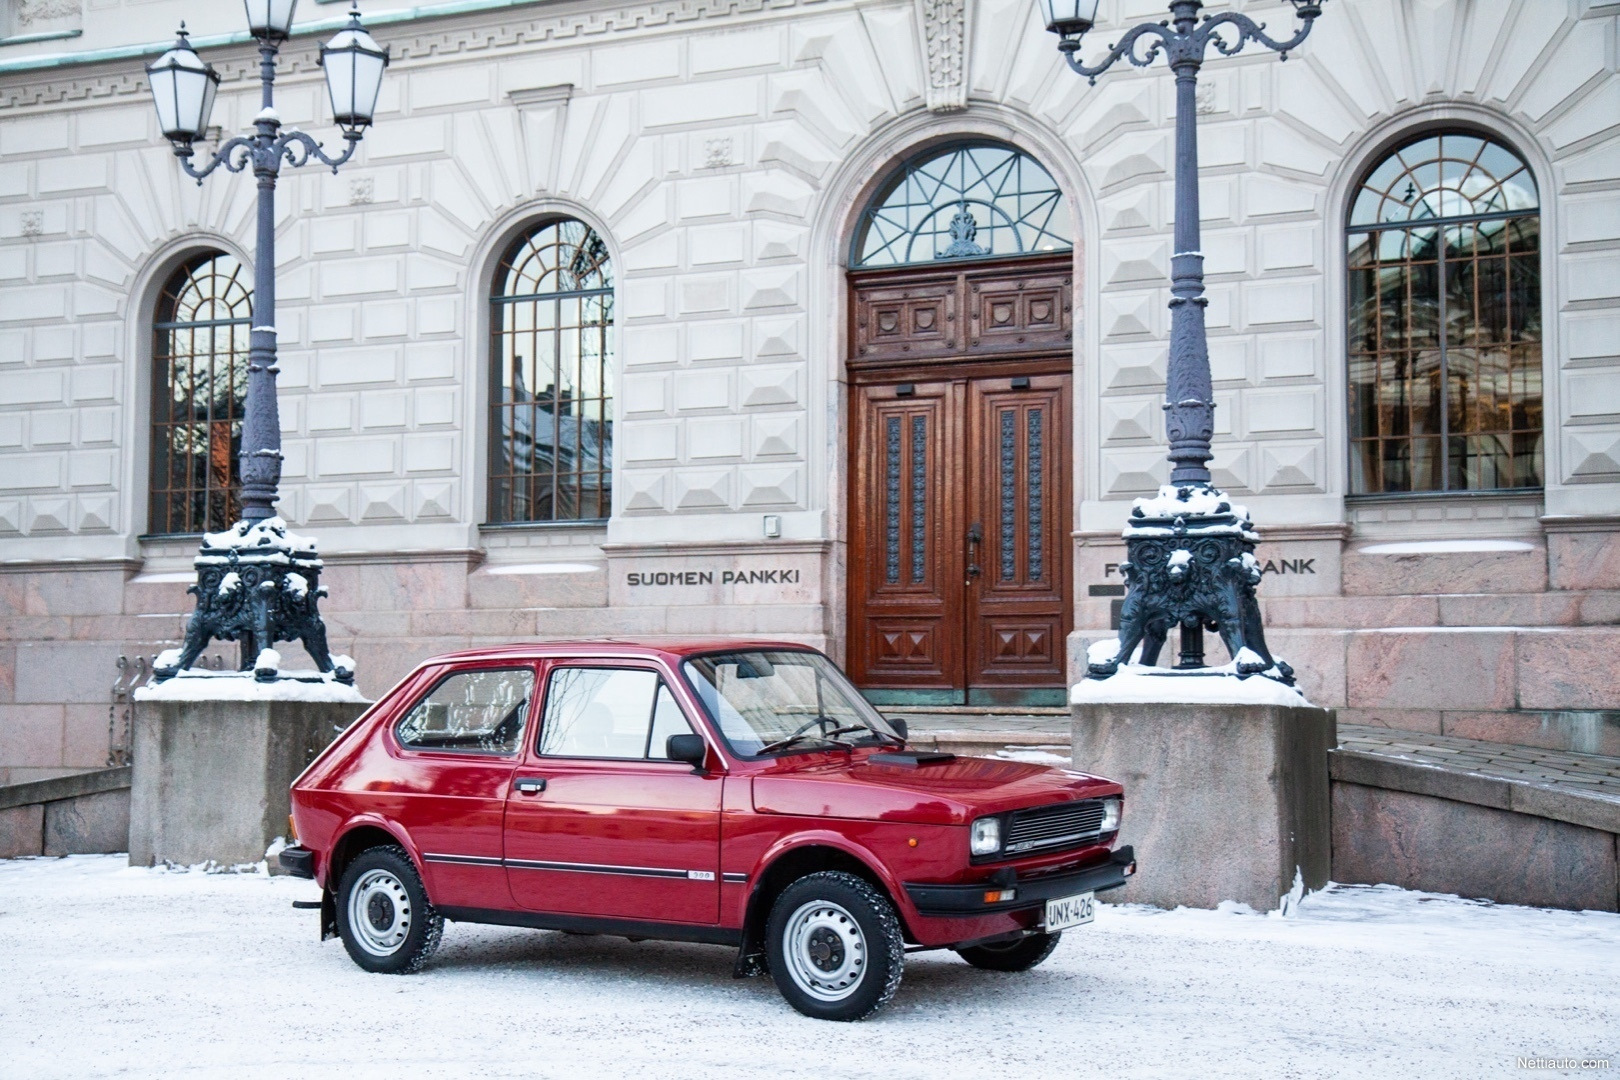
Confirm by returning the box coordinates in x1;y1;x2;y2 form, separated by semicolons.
966;523;983;579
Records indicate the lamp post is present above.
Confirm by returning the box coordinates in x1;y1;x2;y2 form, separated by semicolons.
1037;0;1325;683
147;1;388;684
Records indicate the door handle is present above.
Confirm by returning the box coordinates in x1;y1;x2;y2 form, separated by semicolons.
514;776;547;795
966;523;983;579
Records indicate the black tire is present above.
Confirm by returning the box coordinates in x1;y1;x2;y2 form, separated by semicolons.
334;845;444;975
954;931;1061;972
765;870;904;1021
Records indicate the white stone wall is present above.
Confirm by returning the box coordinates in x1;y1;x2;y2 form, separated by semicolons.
0;0;1617;568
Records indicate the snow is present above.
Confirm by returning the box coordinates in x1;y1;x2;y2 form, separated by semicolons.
1130;484;1248;522
253;648;282;676
129;571;197;585
483;562;603;576
1;856;1615;1079
1075;640;1311;707
1359;539;1536;554
201;516;318;556
135;669;369;704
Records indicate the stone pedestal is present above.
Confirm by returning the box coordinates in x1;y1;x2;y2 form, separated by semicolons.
1072;701;1335;911
129;699;367;867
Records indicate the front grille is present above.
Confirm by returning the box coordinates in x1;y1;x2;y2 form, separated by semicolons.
1003;799;1107;856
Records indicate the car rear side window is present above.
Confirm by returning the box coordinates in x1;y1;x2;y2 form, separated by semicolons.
539;667;694;760
395;668;534;755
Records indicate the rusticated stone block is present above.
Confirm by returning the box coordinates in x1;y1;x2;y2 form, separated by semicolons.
1517;629;1620;711
1342;547;1547;596
1331;782;1618;912
1264;628;1347;708
1346;629;1516;710
1336;708;1443;733
1442;710;1620;756
0;803;43;858
1073;702;1335;911
1549;530;1620;591
43;787;129;855
467;564;608;610
1438;592;1582;627
0;705;65;768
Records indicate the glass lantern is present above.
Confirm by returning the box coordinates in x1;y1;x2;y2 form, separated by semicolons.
145;27;221;146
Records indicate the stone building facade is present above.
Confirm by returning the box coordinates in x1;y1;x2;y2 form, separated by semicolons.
0;0;1617;782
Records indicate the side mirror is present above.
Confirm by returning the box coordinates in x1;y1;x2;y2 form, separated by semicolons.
666;733;708;770
886;717;908;741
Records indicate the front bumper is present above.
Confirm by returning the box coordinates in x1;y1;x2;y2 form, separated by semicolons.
903;846;1137;917
278;844;316;879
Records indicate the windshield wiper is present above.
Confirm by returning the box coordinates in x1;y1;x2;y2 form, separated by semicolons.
757;718;869;756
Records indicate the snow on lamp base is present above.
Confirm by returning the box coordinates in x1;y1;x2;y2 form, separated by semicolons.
1087;483;1293;686
151;517;353;687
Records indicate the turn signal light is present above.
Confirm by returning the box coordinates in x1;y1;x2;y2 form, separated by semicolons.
983;888;1016;903
288;815;298;843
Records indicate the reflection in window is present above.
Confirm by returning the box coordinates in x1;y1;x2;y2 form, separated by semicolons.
1347;133;1542;494
396;668;534;754
490;219;614;523
149;252;252;534
539;667;691;760
852;142;1071;267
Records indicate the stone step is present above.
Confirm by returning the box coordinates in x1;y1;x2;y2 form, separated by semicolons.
1329;724;1620;912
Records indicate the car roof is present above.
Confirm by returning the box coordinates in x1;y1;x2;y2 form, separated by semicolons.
422;639;823;666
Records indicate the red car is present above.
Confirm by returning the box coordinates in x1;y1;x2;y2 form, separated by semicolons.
280;641;1135;1021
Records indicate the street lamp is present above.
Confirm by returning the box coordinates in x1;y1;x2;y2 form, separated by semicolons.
1046;0;1326;685
147;1;388;685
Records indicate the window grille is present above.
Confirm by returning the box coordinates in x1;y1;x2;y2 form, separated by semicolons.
489;219;615;523
852;142;1072;268
1346;133;1542;494
149;251;252;534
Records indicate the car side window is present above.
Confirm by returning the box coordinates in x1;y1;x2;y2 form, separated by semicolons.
539;667;695;760
396;668;534;755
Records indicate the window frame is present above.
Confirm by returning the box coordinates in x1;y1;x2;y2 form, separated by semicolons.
391;663;539;759
146;250;254;537
533;661;700;764
1342;129;1545;499
485;216;616;528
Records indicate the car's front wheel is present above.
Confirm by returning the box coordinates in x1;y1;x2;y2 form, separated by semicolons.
765;871;904;1021
954;931;1061;972
334;845;444;974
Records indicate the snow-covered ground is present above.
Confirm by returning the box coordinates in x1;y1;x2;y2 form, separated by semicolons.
1;856;1615;1079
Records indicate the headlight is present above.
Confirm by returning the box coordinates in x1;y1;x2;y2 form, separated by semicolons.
1100;797;1122;833
970;816;1002;856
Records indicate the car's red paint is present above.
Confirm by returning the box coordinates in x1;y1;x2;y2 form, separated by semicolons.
290;640;1126;954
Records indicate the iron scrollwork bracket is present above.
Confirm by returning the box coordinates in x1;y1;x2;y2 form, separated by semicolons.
175;129;361;186
1057;2;1322;83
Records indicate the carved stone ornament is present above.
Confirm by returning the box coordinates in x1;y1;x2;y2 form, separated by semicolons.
1087;484;1295;685
916;0;968;112
154;518;353;685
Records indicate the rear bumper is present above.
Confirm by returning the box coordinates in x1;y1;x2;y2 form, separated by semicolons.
278;844;316;879
903;846;1137;917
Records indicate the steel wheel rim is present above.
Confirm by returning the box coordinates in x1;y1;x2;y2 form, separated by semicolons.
783;899;867;1002
348;869;412;957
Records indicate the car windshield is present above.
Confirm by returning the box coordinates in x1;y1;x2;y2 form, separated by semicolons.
681;649;901;757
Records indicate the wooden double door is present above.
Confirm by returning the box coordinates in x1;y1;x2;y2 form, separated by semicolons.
848;371;1071;705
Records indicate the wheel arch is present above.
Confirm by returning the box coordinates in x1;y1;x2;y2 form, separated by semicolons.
738;837;915;968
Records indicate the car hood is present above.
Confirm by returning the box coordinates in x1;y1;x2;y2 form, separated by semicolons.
750;753;1121;826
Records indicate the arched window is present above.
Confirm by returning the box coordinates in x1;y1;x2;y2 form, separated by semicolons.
1347;132;1541;494
489;218;615;523
149;251;252;534
852;142;1072;267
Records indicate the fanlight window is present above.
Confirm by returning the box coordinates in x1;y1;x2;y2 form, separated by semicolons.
1346;133;1542;495
149;252;252;534
489;219;615;523
853;142;1071;268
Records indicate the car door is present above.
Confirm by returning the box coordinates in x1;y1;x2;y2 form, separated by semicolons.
503;662;722;925
389;663;535;910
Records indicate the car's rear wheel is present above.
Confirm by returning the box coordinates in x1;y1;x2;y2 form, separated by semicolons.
954;931;1061;972
334;845;443;974
765;871;904;1021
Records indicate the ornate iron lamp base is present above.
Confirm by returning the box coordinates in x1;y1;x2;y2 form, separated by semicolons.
153;518;352;685
1087;484;1294;685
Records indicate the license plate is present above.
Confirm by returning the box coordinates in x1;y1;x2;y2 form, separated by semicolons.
1044;890;1095;931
